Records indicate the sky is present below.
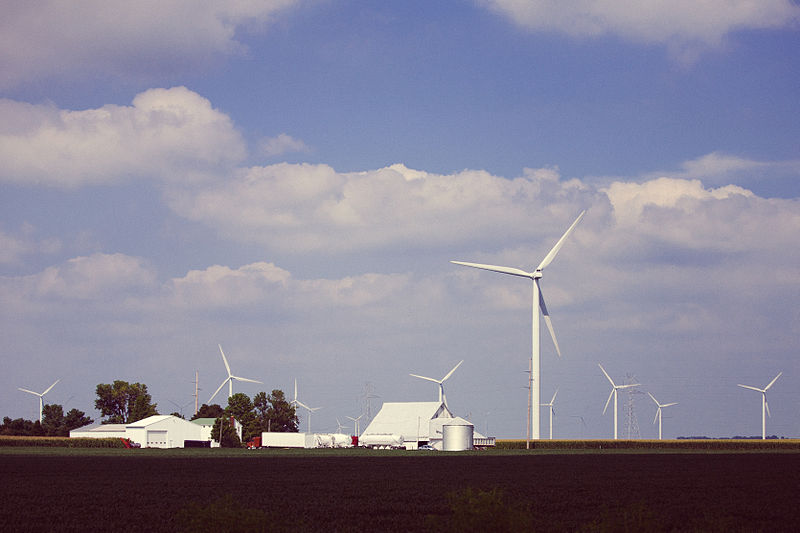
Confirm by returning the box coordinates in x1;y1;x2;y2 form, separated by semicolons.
1;0;799;439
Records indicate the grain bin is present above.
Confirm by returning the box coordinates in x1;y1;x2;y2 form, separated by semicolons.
442;420;473;451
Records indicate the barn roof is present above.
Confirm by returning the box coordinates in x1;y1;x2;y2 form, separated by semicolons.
361;402;452;441
126;415;175;428
70;422;127;433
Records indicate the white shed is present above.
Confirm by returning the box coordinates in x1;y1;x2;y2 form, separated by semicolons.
125;415;204;448
191;417;243;447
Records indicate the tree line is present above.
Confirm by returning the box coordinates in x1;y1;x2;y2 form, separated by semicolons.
4;379;298;446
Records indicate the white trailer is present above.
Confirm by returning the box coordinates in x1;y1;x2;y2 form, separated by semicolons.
359;433;404;449
260;432;317;448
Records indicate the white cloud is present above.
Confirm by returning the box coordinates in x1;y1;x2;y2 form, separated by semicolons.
0;225;61;265
260;134;311;157
167;162;592;253
0;1;300;89
0;87;246;187
480;0;800;57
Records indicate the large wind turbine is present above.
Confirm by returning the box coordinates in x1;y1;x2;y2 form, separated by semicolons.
452;210;584;440
208;345;262;404
598;364;640;440
18;379;60;423
540;388;558;440
647;392;677;440
738;372;782;440
409;360;463;410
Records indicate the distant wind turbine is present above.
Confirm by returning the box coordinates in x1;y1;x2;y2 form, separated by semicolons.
598;364;640;440
452;210;584;440
18;379;60;424
540;388;558;440
346;414;363;437
292;379;320;433
409;360;463;409
647;392;677;440
738;372;782;440
208;345;262;403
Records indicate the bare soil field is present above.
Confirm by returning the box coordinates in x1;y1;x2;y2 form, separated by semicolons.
1;448;798;531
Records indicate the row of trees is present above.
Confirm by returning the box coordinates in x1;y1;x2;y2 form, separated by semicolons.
1;405;94;437
5;380;298;446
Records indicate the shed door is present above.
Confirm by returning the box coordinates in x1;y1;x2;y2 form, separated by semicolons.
147;430;168;448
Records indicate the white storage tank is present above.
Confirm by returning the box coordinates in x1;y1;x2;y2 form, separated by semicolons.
442;420;473;451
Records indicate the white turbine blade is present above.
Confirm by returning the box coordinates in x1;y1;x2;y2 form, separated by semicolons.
294;379;298;402
18;388;41;396
538;282;561;357
603;389;614;415
647;392;659;405
218;344;232;376
232;375;263;384
296;400;312;411
450;261;532;278
409;373;440;384
617;383;640;390
598;364;615;387
653;408;660;425
662;402;678;408
737;384;762;393
765;397;771;418
536;210;586;271
764;372;782;391
42;379;60;396
441;360;464;382
550;388;559;405
208;379;228;403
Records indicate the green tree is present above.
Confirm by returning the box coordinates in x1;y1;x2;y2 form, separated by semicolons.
64;407;93;432
226;393;257;441
191;403;224;420
211;416;242;448
95;380;158;424
256;389;298;433
41;404;65;436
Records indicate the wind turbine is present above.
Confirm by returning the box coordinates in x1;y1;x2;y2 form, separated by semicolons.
18;379;60;424
292;379;320;433
452;210;585;440
738;372;782;440
409;360;463;409
647;392;677;440
346;414;363;436
598;364;640;440
540;388;558;440
208;344;262;404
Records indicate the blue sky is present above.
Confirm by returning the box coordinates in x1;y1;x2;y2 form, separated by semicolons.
2;1;799;439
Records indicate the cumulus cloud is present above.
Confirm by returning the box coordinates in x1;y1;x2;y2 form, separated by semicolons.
260;134;311;157
166;162;592;254
480;0;800;58
0;0;300;89
0;87;246;187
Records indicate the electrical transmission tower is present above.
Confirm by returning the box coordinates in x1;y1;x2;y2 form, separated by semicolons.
624;373;643;439
360;382;380;426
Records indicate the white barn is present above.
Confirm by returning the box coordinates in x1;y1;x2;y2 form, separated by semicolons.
71;415;208;448
360;401;453;449
190;417;243;447
125;415;205;448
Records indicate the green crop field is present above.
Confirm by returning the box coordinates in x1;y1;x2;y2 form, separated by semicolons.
1;445;799;531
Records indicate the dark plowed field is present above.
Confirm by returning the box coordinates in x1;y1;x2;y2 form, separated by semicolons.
2;451;799;531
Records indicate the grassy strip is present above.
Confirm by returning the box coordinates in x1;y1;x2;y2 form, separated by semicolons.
496;438;800;450
0;436;126;448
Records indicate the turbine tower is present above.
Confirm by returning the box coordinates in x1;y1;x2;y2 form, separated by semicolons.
208;344;262;403
647;392;677;440
347;414;363;436
452;210;584;440
18;379;60;424
738;372;782;440
540;388;558;440
598;364;639;440
409;360;463;410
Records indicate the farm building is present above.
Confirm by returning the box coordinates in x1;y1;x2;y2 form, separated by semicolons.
70;423;127;439
125;415;205;448
359;401;495;450
71;415;210;448
191;417;243;446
